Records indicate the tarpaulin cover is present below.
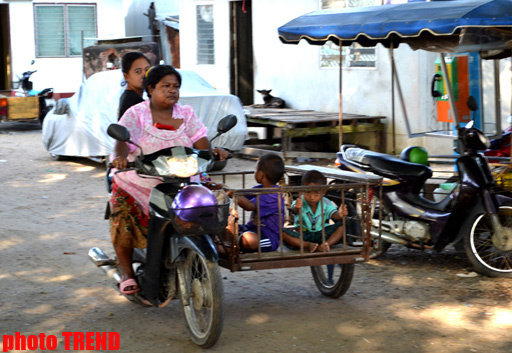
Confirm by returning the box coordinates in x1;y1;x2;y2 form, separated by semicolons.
42;69;247;157
278;0;512;54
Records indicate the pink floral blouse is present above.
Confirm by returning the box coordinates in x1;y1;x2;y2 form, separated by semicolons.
112;101;208;215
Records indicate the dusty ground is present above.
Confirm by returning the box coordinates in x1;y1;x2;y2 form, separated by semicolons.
1;121;512;353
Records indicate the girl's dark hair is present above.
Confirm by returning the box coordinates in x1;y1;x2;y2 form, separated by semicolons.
143;65;182;97
257;153;285;184
121;51;150;73
301;170;327;185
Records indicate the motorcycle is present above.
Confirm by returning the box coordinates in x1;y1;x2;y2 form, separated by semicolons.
88;114;237;348
336;96;512;278
16;61;54;122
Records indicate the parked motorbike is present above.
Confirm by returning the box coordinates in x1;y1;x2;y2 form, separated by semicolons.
336;97;512;278
16;61;54;122
88;114;237;348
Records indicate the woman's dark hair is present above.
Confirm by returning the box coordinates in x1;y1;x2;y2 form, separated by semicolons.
257;153;285;184
144;65;182;97
301;170;327;185
121;51;150;73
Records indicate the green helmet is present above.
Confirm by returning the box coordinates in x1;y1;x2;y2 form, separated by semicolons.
400;146;429;166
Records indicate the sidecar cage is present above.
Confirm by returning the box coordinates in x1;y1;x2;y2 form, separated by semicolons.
208;165;382;272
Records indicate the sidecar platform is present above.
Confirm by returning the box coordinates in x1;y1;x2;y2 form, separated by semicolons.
208;166;381;272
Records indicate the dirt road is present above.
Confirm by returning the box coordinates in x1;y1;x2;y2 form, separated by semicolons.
1;123;512;353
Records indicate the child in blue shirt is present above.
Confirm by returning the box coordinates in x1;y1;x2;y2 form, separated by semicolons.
283;170;347;252
223;153;285;252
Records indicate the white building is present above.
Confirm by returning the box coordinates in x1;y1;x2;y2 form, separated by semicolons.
2;0;510;155
0;0;126;96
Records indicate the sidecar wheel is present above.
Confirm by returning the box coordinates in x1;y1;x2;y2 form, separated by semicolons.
181;250;224;348
464;206;512;278
310;263;355;298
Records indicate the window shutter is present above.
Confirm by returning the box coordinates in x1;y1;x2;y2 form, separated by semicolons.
34;4;96;58
67;5;97;56
196;4;215;65
35;5;66;57
320;0;379;68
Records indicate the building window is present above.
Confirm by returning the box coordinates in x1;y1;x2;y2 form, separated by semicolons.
320;0;380;68
196;4;215;65
34;4;97;58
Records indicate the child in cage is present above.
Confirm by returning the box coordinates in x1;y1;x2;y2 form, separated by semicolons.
283;170;348;253
215;153;285;252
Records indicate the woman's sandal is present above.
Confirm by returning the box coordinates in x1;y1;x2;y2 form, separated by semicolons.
119;278;139;295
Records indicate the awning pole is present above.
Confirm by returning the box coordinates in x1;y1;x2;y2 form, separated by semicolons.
389;48;414;139
494;59;502;138
339;41;343;148
390;43;396;155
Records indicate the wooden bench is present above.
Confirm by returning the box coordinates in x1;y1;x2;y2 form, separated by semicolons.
243;107;386;160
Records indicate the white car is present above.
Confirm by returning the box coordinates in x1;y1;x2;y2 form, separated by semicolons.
42;69;247;165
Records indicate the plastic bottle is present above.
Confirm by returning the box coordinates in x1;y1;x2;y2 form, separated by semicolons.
433;182;457;202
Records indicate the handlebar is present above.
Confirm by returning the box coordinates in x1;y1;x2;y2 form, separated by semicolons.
108;154;232;170
107;161;136;169
215;151;233;161
22;70;37;77
107;146;233;177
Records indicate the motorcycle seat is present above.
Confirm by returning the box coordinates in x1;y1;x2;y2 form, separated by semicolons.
345;148;432;180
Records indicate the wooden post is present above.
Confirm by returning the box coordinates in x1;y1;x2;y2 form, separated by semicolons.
339;41;343;148
390;43;396;155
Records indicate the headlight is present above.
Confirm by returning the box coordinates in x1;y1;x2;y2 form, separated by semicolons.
166;155;199;177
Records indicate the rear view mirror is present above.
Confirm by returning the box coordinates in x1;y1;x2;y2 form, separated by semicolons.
107;124;131;142
467;96;478;112
217;114;237;134
210;114;237;143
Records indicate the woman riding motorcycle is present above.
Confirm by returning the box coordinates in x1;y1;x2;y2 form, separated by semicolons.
110;65;228;295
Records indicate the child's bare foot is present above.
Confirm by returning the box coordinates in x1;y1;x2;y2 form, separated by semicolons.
307;243;319;253
318;242;330;252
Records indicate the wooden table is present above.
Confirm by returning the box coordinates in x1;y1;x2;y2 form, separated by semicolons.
244;107;386;160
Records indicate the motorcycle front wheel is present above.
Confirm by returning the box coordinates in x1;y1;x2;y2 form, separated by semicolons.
464;206;512;278
310;263;355;298
181;250;224;348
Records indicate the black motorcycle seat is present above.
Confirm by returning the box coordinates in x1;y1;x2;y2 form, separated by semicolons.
345;148;432;179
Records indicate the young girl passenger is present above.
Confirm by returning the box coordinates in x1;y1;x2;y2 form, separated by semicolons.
118;51;151;120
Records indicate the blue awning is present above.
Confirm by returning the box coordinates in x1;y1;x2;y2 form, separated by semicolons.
278;0;512;56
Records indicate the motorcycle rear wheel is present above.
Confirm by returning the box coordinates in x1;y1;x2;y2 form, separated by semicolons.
181;250;224;348
464;206;512;278
310;263;355;298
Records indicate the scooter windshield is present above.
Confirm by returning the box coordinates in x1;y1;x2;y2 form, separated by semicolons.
140;146;213;178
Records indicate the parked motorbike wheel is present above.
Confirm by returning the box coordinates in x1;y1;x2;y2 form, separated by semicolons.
181;249;224;348
464;205;512;278
38;100;52;125
368;195;392;259
310;263;355;298
370;237;392;259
